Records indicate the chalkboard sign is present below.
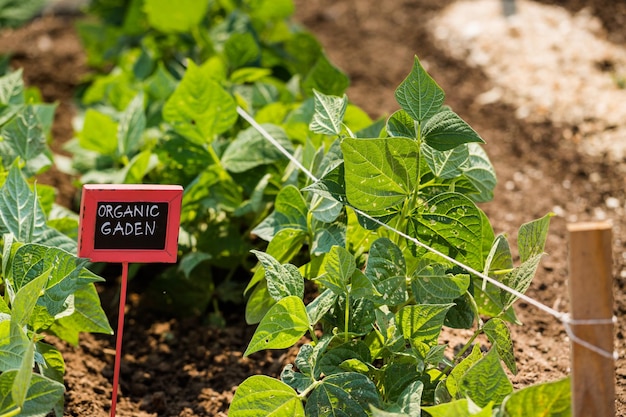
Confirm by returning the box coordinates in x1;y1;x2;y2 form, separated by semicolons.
78;185;183;263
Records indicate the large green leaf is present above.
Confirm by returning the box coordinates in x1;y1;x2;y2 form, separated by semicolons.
245;296;309;356
422;109;485;152
395;56;444;123
143;0;209;33
412;192;485;271
305;372;381;417
0;163;45;243
229;375;304;417
500;377;571;417
221;124;293;173
163;61;237;144
342;137;418;211
309;90;348;136
459;347;513;407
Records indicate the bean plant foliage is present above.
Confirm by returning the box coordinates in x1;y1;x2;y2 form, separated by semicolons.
229;57;571;416
0;0;571;415
0;70;112;417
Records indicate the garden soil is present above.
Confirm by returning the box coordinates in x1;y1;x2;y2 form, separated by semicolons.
0;0;625;415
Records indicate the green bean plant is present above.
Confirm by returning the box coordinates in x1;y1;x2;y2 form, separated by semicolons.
229;56;570;417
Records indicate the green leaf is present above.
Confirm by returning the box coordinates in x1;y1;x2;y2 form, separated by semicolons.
311;217;346;256
462;143;496;203
474;234;518;323
12;339;35;407
302;53;350;97
117;92;145;156
305;372;381;417
306;288;337;325
422;143;469;179
251;250;304;301
310;90;348;136
143;0;209;33
252;185;307;241
500;253;544;311
412;263;469;304
459;346;513;407
422;398;493;417
501;377;571;417
246;228;308;294
365;238;408;306
412;192;485;270
386;109;416;138
0;371;64;417
483;318;516;374
342;137;418;211
78;109;118;155
395;56;444;123
318;341;371;377
224;32;261;70
518;213;553;263
0;69;24;106
11;244;89;318
221;124;293;173
396;304;453;355
0;163;45;243
303;162;348;205
396;380;424;416
0;105;47;165
229;375;304;417
163;61;237;145
0;320;28;372
317;246;356;296
49;284;113;345
245;296;309;356
422;109;485;151
446;344;482;398
10;264;51;328
245;282;275;325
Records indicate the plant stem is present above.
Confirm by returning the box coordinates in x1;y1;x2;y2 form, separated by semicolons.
344;294;350;343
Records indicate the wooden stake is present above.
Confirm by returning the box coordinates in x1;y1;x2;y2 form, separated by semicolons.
567;222;615;417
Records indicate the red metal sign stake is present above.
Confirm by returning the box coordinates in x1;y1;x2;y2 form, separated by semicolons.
77;184;183;416
110;262;129;417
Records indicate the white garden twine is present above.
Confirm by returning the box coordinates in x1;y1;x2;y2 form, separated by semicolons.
237;106;618;361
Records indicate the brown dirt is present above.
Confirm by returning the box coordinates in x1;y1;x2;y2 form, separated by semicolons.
0;0;624;415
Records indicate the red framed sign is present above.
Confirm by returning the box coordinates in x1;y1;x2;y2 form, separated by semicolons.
78;184;183;263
